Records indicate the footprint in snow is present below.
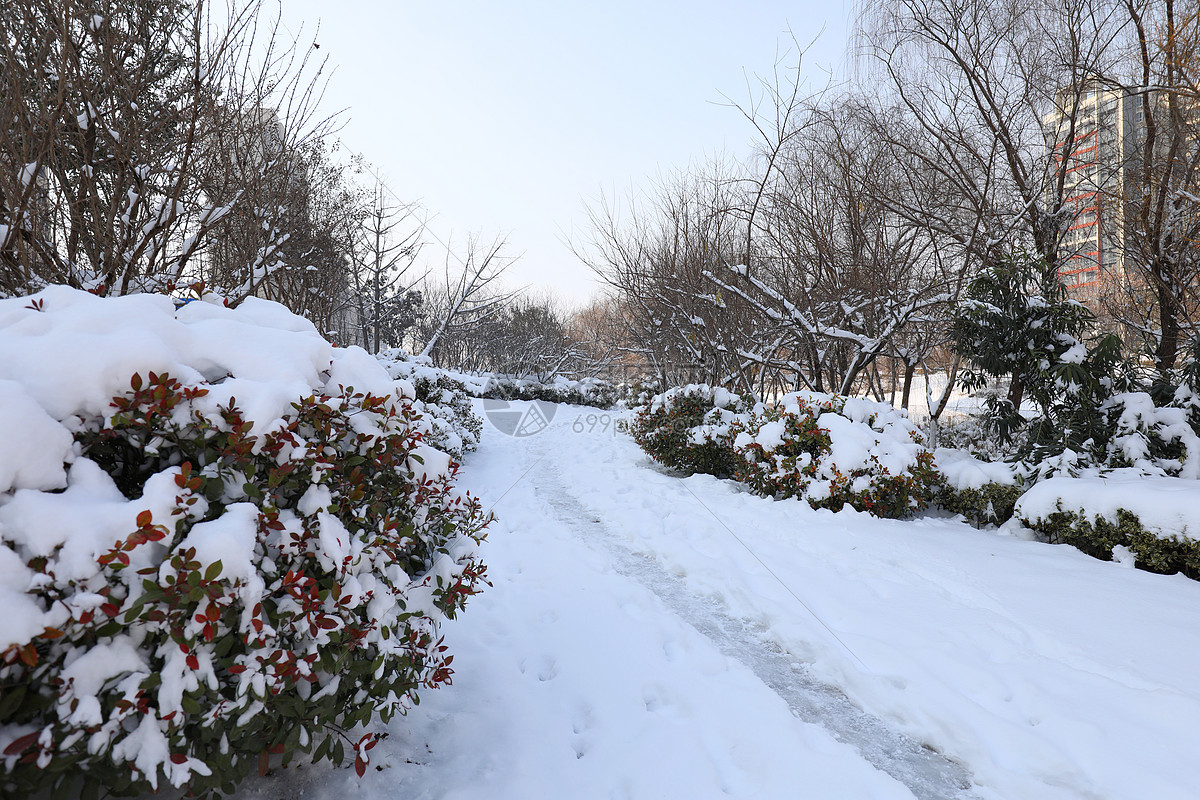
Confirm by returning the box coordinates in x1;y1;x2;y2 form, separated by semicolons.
642;683;667;712
516;655;559;681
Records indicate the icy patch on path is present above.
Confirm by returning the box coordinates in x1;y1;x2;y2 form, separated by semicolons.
527;436;977;800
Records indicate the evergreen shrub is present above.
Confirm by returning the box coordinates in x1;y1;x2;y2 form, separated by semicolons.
375;349;483;460
0;372;489;798
733;393;942;519
630;384;748;477
1022;507;1200;580
936;482;1025;526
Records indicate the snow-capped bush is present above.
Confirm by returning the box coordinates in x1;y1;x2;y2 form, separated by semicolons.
482;375;618;409
377;349;484;460
1098;391;1200;478
1015;472;1200;579
0;288;490;798
933;448;1024;526
613;379;664;410
733;393;942;518
631;387;941;518
630;384;749;477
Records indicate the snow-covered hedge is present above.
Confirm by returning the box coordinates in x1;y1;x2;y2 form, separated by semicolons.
612;379;663;411
0;288;490;798
733;393;942;518
632;386;942;518
481;374;618;409
376;349;484;460
630;384;749;477
1015;472;1200;578
933;448;1025;526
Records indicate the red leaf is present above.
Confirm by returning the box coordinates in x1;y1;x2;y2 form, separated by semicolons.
186;654;199;670
258;749;269;777
170;753;188;764
316;617;338;630
227;665;246;674
268;743;285;754
101;603;120;617
354;756;366;777
202;622;214;642
4;731;39;756
136;510;153;528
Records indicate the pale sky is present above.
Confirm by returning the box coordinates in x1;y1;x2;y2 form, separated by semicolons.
278;1;852;307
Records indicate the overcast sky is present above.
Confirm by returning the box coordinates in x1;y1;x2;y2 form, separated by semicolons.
278;1;852;307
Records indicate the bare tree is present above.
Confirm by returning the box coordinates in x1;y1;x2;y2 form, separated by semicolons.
1099;0;1200;376
0;0;334;302
341;180;424;353
855;0;1128;277
576;160;764;391
417;234;516;366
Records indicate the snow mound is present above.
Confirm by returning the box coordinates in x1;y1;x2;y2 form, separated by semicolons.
1015;470;1199;542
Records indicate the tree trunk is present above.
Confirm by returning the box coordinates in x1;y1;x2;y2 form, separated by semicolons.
900;359;916;411
1154;276;1180;377
1007;375;1025;410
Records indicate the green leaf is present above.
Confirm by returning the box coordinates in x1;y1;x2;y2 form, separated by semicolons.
204;560;223;582
50;774;76;800
0;682;26;721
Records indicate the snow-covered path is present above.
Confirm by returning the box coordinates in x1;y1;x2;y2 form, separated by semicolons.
520;423;974;798
237;402;1200;800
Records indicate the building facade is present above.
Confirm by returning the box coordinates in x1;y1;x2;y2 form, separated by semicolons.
1043;86;1143;302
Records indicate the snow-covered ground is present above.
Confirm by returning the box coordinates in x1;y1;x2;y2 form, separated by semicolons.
235;400;1200;800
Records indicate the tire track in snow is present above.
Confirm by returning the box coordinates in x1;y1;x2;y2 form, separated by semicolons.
526;437;979;800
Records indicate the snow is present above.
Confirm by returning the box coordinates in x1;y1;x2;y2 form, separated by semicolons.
178;503;264;586
934;448;1021;491
0;288;338;430
59;636;146;727
0;546;45;650
0;459;147;585
231;402;1200;800
0;379;73;493
1015;470;1199;541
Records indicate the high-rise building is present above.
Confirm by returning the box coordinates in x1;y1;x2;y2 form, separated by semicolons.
1043;86;1143;303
